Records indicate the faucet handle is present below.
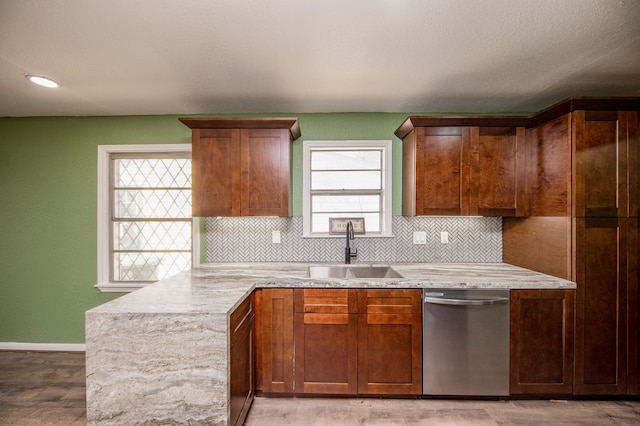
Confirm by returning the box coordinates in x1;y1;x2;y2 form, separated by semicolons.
350;248;358;259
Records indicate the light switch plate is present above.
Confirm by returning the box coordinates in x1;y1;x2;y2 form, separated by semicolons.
272;230;281;244
440;231;449;244
413;231;427;245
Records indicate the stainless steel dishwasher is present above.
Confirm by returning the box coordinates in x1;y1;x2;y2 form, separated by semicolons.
423;289;510;396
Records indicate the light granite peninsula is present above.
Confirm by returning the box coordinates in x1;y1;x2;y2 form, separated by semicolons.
85;262;575;425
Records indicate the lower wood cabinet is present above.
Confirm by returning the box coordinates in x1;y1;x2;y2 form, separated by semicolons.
357;289;422;395
229;293;255;426
256;288;294;394
294;289;358;394
574;218;629;395
258;288;422;396
510;289;574;395
628;217;640;395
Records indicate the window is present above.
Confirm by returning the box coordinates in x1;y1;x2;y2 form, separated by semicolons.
97;145;196;292
303;140;392;237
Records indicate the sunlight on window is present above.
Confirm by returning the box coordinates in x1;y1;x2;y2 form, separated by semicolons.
303;141;392;237
112;155;192;281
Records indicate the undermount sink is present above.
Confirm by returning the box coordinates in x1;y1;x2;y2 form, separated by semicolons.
307;265;403;279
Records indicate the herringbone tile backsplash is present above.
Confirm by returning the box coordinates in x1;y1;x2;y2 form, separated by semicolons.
204;216;502;263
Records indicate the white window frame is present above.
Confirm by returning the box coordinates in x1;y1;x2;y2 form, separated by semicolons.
302;140;393;238
96;144;198;292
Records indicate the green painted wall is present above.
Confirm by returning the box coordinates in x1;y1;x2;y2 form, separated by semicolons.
0;113;409;344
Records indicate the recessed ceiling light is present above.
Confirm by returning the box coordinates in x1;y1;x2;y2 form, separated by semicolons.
26;75;60;88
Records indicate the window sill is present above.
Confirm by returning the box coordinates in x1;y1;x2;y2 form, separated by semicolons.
95;282;152;293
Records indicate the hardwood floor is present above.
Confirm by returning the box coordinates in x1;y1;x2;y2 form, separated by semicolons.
2;351;640;425
246;397;640;425
0;351;86;425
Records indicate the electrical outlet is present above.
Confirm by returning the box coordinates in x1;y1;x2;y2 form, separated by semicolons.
272;230;281;244
413;231;427;245
440;231;449;244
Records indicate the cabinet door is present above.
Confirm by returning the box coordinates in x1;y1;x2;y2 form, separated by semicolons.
573;110;634;218
191;128;241;216
357;289;422;395
630;112;639;218
470;127;527;216
258;289;294;394
626;218;640;394
510;289;574;394
574;217;628;394
294;289;358;395
240;128;291;216
413;127;471;215
230;293;255;426
525;114;572;217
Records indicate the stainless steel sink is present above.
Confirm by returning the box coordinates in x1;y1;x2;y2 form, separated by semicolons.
307;265;350;278
348;266;403;278
307;265;403;279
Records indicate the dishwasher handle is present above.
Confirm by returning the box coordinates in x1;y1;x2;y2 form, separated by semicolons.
424;295;509;306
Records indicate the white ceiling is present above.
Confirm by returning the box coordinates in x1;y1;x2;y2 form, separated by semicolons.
1;0;639;117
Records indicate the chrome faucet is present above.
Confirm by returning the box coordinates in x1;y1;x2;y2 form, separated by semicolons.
345;221;358;264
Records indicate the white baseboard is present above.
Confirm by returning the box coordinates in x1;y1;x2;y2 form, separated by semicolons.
0;342;85;352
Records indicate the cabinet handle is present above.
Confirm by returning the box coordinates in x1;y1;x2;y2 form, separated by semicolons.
424;296;509;306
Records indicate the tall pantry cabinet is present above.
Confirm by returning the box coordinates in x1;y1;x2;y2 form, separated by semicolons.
572;109;638;394
504;98;640;395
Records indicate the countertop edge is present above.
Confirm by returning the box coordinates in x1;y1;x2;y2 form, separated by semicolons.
86;263;576;317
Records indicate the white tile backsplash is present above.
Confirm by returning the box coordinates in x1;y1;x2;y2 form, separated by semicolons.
204;216;502;263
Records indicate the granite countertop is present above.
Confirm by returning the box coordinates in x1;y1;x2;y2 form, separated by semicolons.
88;262;576;316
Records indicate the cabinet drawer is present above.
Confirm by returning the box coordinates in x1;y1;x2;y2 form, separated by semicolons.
294;288;357;314
357;289;422;315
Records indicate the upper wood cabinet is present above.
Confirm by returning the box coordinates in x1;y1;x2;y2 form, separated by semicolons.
522;102;639;218
397;118;527;216
573;110;638;218
471;126;527;216
179;117;300;217
524;114;572;216
402;126;471;216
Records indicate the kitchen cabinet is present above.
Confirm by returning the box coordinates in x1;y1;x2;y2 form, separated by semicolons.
574;217;629;395
519;108;639;219
573;110;638;218
294;289;358;395
401;125;471;216
523;113;572;217
510;289;574;395
503;99;640;396
229;293;255;426
357;289;422;395
259;288;421;396
256;288;294;394
470;126;527;216
397;119;527;216
628;217;640;394
179;117;300;217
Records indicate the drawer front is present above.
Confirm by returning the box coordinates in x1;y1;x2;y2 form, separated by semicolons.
357;289;422;315
294;288;357;314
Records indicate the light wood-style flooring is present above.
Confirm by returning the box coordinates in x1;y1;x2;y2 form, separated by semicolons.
2;351;640;425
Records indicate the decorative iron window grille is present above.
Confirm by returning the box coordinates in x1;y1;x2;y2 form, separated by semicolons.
110;152;192;282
